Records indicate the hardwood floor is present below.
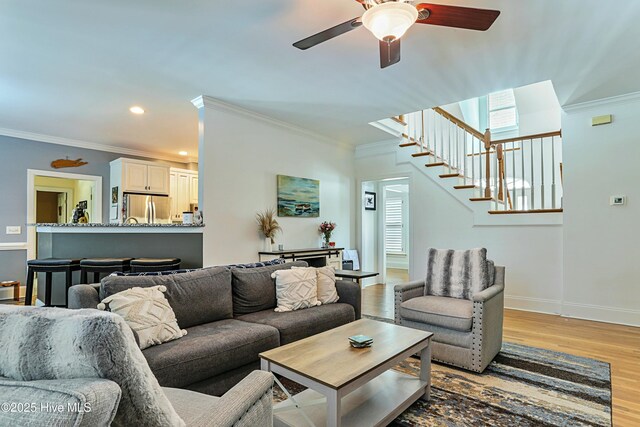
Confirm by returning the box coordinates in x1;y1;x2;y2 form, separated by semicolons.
363;284;640;427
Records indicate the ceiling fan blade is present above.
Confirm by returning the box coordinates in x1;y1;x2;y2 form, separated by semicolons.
415;3;500;31
293;17;362;50
380;38;401;69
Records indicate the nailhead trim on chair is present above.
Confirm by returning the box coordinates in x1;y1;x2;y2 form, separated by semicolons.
232;386;273;427
471;301;483;372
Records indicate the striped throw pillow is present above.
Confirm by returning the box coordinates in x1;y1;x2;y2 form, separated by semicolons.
425;248;490;300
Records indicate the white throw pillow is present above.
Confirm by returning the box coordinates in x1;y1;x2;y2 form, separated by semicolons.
293;266;339;305
97;285;187;350
271;268;321;312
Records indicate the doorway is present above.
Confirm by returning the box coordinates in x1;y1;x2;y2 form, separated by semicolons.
35;190;71;223
360;177;410;319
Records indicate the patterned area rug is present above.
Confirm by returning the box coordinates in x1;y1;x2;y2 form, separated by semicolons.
273;335;611;426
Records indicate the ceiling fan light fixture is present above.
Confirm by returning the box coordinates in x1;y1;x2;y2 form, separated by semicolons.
362;1;418;42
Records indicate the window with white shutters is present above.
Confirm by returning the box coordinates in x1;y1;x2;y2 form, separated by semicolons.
385;198;404;254
488;89;518;132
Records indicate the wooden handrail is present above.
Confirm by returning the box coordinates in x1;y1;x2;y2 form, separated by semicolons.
391;116;407;126
432;107;485;140
491;130;561;145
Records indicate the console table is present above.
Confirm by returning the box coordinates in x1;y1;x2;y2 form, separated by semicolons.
259;248;343;270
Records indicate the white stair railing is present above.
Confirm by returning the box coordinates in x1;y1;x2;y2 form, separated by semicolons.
402;108;563;213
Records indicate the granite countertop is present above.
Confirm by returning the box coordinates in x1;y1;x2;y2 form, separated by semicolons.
32;223;205;228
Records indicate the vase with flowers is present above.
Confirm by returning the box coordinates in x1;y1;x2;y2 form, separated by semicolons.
256;208;281;251
319;221;336;248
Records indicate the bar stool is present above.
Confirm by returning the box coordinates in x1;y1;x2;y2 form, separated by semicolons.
26;259;81;307
80;258;133;283
130;258;181;273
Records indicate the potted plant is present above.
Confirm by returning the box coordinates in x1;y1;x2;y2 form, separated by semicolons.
256;208;281;251
319;221;336;248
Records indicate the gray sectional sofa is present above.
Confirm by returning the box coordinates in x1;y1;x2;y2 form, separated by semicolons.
68;261;361;396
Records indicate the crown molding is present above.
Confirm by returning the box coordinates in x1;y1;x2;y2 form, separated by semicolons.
191;95;352;150
562;90;640;112
0;127;191;163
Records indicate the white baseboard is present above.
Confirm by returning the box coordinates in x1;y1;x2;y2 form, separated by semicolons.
561;302;640;327
504;295;562;315
0;285;25;301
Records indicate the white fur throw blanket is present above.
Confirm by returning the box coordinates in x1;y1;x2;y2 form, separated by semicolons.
425;248;490;300
0;306;184;427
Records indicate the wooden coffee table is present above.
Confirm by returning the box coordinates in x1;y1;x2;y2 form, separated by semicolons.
259;319;433;427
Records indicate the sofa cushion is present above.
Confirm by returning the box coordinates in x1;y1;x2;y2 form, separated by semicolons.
425;248;490;300
98;286;187;350
236;303;355;345
231;261;308;315
101;267;232;329
143;319;279;388
272;267;320;312
400;295;473;332
163;387;220;425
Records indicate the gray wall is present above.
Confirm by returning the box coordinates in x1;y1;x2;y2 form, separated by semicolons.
0;134;190;294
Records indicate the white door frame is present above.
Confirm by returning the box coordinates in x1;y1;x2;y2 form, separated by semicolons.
27;169;103;260
358;174;413;286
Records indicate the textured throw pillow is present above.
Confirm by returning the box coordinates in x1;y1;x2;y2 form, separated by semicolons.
98;286;187;350
425;248;490;300
292;266;339;305
271;268;321;312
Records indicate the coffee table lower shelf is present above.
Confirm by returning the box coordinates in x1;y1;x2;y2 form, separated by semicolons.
273;370;428;427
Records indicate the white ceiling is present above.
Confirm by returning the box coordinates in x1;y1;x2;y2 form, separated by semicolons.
2;0;640;160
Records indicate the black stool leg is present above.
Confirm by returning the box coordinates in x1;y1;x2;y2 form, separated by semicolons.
25;268;34;306
45;272;53;307
93;271;101;283
81;268;88;284
65;267;73;308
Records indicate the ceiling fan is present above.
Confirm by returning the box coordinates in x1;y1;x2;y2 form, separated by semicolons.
293;0;500;69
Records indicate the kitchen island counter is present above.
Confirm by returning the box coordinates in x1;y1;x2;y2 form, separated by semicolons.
33;224;203;305
34;223;204;233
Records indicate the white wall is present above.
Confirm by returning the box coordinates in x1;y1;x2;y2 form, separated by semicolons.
562;95;640;326
194;98;355;265
356;143;564;313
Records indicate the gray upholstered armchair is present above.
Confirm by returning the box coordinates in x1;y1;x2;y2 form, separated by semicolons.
394;251;505;373
0;306;274;427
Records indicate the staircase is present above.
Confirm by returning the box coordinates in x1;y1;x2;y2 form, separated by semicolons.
395;107;563;214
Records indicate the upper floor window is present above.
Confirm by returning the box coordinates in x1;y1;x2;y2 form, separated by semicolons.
488;89;518;132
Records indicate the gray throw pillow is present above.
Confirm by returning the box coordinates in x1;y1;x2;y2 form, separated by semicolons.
101;267;232;329
231;261;308;315
425;248;490;300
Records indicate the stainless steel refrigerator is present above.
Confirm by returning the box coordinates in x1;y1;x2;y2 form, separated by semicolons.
123;194;171;224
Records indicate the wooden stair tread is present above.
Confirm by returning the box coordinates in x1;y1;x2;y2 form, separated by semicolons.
399;142;418;147
425;162;445;167
453;185;476;190
489;209;563;215
469;197;493;202
411;152;432;157
439;173;462;179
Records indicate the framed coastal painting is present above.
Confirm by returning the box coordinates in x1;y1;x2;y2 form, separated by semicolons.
277;175;320;217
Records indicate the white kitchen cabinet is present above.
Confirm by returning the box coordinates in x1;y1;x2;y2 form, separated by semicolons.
169;168;199;221
147;165;170;194
122;161;148;193
116;158;170;195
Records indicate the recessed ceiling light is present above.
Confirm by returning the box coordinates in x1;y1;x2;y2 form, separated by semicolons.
178;151;188;156
129;106;145;114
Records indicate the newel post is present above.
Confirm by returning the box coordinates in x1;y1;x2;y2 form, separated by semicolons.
484;128;492;198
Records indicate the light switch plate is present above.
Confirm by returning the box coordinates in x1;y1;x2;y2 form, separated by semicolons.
6;226;21;235
610;195;626;206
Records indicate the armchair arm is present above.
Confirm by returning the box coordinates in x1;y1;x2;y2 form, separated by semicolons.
336;279;361;320
68;284;101;309
394;280;425;324
209;370;274;427
473;283;504;303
